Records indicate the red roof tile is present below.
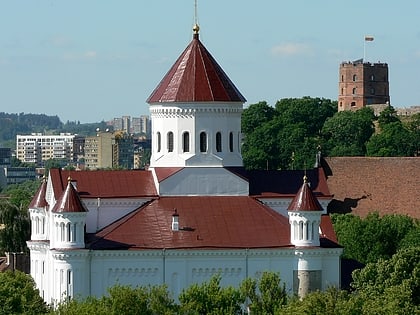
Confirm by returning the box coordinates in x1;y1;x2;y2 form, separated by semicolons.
29;178;48;209
49;169;157;199
153;167;184;182
89;196;339;250
52;180;87;213
147;33;246;103
287;176;324;212
324;157;420;218
91;196;290;249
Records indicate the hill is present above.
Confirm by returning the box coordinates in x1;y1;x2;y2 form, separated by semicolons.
0;112;112;148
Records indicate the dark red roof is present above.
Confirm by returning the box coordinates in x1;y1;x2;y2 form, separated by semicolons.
29;178;48;209
147;32;246;103
90;196;290;249
89;196;339;250
287;177;324;212
52;180;88;213
49;169;157;199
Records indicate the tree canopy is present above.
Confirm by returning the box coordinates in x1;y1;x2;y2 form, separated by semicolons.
0;270;48;315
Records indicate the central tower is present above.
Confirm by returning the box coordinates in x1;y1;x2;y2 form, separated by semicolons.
147;24;246;168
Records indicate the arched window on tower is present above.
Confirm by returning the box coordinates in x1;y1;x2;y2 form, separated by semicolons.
370;74;375;81
183;132;190;153
353;74;357;81
229;132;234;152
352;87;357;95
157;132;161;152
216;132;222;152
167;132;174;152
200;132;207;153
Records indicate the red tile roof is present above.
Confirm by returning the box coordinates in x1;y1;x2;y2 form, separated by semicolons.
49;169;157;199
52;180;87;213
324;157;420;218
29;177;48;208
147;32;246;103
89;196;339;250
287;176;324;212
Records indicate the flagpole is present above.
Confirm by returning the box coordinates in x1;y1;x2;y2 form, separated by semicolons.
364;36;374;62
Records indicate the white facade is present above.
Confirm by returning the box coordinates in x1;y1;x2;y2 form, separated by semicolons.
16;133;75;166
27;24;342;306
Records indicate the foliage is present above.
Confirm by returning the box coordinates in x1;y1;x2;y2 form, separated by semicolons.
54;284;178;315
0;180;39;254
0;270;49;315
179;274;241;315
240;271;287;314
331;212;418;264
0;201;31;254
242;97;336;170
321;107;375;156
351;247;420;312
377;105;400;128
367;121;417;156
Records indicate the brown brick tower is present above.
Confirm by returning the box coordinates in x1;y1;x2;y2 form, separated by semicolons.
338;60;390;111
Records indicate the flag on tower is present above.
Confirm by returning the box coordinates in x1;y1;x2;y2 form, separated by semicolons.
365;36;374;41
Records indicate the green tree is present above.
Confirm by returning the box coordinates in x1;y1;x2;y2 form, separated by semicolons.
352;247;420;312
378;105;400;128
55;284;177;315
241;97;336;170
179;274;241;315
0;270;49;315
367;121;416;156
0;201;30;254
242;271;287;314
321;107;375;156
242;101;276;135
331;212;416;264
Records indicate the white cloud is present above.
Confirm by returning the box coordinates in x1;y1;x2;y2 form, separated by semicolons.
85;51;97;58
62;51;97;61
271;42;312;57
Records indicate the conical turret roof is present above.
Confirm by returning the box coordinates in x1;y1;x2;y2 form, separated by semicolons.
287;176;324;212
29;177;49;209
147;27;246;103
52;178;88;213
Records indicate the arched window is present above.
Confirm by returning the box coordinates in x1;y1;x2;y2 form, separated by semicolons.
216;132;222;152
370;74;375;81
352;87;356;95
157;132;161;152
229;132;234;152
352;74;357;81
183;132;190;153
167;132;174;152
341;75;344;82
341;87;344;95
200;132;207;153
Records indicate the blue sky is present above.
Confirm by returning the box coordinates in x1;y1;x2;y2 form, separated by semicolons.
1;0;420;123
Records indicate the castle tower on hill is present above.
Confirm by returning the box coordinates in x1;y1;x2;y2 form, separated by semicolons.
338;60;390;111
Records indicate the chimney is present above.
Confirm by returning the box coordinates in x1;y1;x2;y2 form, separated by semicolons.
171;208;179;231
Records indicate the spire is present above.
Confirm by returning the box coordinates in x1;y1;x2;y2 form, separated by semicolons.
52;177;87;213
193;0;200;39
287;176;323;212
29;176;49;209
147;7;246;104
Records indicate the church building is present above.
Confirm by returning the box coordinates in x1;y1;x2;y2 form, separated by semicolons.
27;22;342;305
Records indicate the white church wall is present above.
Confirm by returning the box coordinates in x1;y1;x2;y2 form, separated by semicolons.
157;167;249;196
83;198;152;233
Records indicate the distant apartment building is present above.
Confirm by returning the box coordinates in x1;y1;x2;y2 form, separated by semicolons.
338;60;390;111
84;130;134;170
131;115;150;135
0;148;11;167
16;133;75;167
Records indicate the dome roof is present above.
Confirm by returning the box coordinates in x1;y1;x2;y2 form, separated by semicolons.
287;176;324;212
147;30;246;103
52;179;87;213
29;177;48;209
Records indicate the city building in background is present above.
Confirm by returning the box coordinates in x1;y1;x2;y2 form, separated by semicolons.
84;130;134;170
16;133;75;167
112;115;150;136
338;60;390;111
